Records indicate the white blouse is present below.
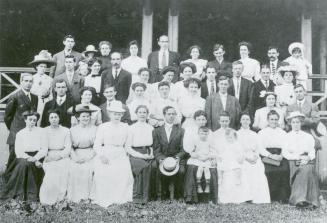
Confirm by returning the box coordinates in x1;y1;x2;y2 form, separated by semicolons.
121;56;148;83
44;126;71;158
15;127;47;160
84;74;102;93
237;128;261;161
178;94;205;119
257;127;287;157
239;57;260;82
253;107;285;130
31;73;53;99
181;59;208;78
284;56;312;81
275;83;296;107
127;122;154;147
283;130;315;160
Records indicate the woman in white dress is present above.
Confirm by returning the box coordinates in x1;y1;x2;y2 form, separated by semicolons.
91;101;133;207
84;58;103;105
67;106;97;203
69;86;102;126
284;42;312;89
127;68;155;103
29;50;55;125
127;83;151;122
237;113;270;203
181;45;207;80
238;41;260;82
178;78;205;129
275;66;297;113
121;40;148;83
253;92;285;131
174;62;198;102
40;109;72;205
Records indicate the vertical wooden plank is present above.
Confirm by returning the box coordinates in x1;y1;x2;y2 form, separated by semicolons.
141;0;153;59
320;25;327;110
168;0;179;52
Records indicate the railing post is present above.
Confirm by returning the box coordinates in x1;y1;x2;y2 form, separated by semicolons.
0;73;2;101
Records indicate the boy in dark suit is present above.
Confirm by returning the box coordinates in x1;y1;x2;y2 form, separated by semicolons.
201;66;218;99
207;44;232;78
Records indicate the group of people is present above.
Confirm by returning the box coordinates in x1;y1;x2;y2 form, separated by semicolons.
1;34;325;210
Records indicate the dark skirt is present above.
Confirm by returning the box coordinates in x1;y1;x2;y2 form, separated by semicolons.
264;158;290;203
0;152;44;202
184;165;218;204
289;161;320;207
129;146;154;203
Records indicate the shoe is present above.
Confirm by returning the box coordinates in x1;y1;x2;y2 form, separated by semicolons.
204;180;210;193
197;185;203;193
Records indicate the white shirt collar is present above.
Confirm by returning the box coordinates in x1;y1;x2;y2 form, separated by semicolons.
165;122;174;129
57;94;66;101
219;92;227;97
21;88;30;95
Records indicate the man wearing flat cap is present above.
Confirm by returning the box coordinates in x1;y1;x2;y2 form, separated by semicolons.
4;73;38;180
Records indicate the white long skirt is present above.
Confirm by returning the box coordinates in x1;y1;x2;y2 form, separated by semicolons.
67;149;94;203
39;157;70;205
242;160;271;203
91;146;133;207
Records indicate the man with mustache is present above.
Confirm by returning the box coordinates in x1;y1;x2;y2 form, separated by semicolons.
267;46;288;85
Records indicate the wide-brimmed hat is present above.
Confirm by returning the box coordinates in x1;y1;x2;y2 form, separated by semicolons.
83;45;98;55
286;111;305;121
107;101;126;113
159;157;180;176
67;104;97;115
288;42;304;55
28;50;56;67
277;65;298;77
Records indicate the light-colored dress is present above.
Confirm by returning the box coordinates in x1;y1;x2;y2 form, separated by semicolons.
71;103;102;126
31;73;53;125
275;83;296;112
121;56;148;83
67;125;97;203
127;97;151;121
84;74;102;94
91;122;133;207
174;81;201;103
181;59;208;79
178;94;205;129
237;128;270;203
127;83;156;104
239;57;260;82
284;56;312;89
40;126;71;205
253;107;285;130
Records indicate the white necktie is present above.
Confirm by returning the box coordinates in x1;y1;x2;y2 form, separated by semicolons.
58;97;63;106
236;78;240;99
166;126;172;141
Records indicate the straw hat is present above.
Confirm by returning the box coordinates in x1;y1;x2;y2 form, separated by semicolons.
28;50;56;67
286;111;305;121
67;105;97;115
159;157;180;176
107;101;126;113
288;42;304;55
83;45;98;55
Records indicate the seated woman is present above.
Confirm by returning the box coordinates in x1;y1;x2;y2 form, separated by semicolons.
127;83;151;122
91;101;133;207
253;92;285;131
39;109;71;205
84;58;104;105
183;110;218;204
258;110;290;203
67;106;97;203
69;86;102;127
126;105;155;204
284;111;320;208
0;110;46;202
178;78;205;129
216;128;248;204
237;113;270;204
275;66;297;113
181;45;208;80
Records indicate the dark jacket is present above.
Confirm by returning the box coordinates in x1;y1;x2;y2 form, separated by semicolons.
227;77;253;113
207;59;232;78
99;101;131;125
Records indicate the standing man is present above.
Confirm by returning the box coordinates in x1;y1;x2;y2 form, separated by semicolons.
227;61;253;113
147;35;180;83
205;76;241;131
207;44;232;78
50;35;82;77
41;79;74;128
249;65;275;119
153;106;186;200
4;73;38;179
201;66;218;99
267;46;288;85
100;52;132;104
53;55;84;104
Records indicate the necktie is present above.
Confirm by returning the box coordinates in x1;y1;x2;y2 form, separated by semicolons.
26;93;31;101
67;74;73;85
58;98;63;106
236;78;240;99
210;81;215;95
114;68;118;79
265;80;269;89
271;62;276;76
161;51;167;68
298;101;302;112
166;126;172;141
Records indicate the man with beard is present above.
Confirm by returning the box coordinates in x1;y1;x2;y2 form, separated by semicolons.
100;52;132;104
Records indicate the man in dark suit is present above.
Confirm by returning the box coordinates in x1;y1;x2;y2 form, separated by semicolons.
41;79;74;128
267;46;289;85
99;84;131;124
153;106;186;200
50;35;82;77
249;65;275;119
4;73;38;179
227;61;253;113
100;52;132;104
207;44;232;78
53;55;84;104
201;66;218;99
147;35;180;83
205;76;241;131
